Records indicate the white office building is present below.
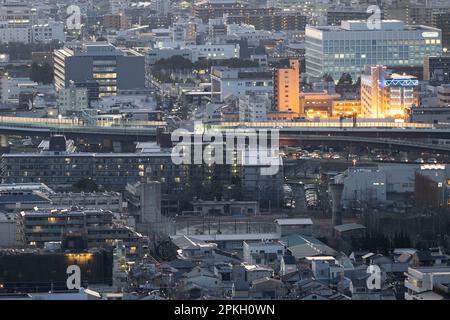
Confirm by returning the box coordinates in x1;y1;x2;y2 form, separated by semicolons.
57;82;89;114
305;20;442;82
211;67;273;102
188;43;240;61
32;21;65;43
148;43;239;63
239;93;269;121
0;22;30;43
0;4;35;44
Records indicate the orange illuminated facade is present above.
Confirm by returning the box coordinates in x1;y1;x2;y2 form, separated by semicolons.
300;91;341;118
332;100;361;117
361;65;420;119
267;111;297;121
274;58;300;115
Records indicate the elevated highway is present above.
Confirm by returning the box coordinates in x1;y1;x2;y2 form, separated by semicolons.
0;117;449;153
0;116;165;142
280;134;450;154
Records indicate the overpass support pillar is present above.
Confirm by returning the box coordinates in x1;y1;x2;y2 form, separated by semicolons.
0;134;8;147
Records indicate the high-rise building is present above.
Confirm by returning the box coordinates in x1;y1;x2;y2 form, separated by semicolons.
432;12;450;52
424;55;450;84
360;65;420;118
274;58;300;115
194;3;307;31
153;0;170;16
386;0;450;26
53;43;145;97
326;6;378;26
305;20;442;82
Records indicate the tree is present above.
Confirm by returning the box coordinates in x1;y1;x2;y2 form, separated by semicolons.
73;178;99;192
227;58;259;68
29;62;54;84
337;73;353;85
30;62;40;82
40;63;54;84
393;231;412;248
322;73;334;83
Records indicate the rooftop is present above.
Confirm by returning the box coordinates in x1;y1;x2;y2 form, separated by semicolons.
334;223;366;233
408;266;450;274
307;20;440;33
275;218;313;226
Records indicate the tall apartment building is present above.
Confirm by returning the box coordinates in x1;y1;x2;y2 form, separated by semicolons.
386;0;450;26
195;3;307;31
326;6;377;26
360;65;419;118
274;58;300;115
54;43;145;98
305;20;442;82
432;12;450;52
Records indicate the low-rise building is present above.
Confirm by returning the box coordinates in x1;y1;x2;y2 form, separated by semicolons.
275;218;313;237
17;208;142;256
238;93;269;122
300;91;341;118
191;199;258;216
405;266;450;300
243;240;285;265
172;235;217;263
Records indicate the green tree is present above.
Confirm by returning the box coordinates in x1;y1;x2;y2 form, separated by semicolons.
322;73;334;82
73;178;99;192
30;62;40;82
40;63;54;84
337;73;353;85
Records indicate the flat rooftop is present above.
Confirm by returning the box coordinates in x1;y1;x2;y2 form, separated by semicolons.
308;20;440;32
409;266;450;274
275;218;313;226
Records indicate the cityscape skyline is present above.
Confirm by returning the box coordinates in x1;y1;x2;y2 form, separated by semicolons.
0;0;449;307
